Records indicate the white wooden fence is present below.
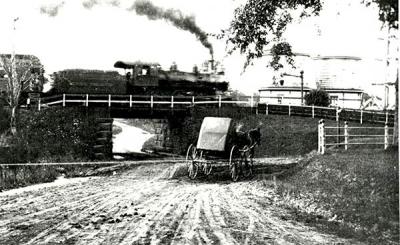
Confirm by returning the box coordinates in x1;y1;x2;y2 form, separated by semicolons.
38;94;253;109
318;119;393;154
34;94;395;125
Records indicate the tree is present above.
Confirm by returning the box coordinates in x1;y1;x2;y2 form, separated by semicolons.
225;0;322;70
0;54;41;135
304;89;330;107
363;0;398;29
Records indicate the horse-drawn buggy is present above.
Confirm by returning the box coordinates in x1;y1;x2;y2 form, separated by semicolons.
186;117;261;181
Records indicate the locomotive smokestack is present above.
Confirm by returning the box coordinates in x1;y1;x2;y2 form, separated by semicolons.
209;59;214;72
129;0;213;56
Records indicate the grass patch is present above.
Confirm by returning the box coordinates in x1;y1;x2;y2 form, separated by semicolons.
0;165;58;190
170;107;322;157
275;148;399;244
0;163;121;191
170;107;380;158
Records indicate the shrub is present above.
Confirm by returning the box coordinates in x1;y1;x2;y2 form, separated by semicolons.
305;89;330;107
0;106;10;134
0;107;97;163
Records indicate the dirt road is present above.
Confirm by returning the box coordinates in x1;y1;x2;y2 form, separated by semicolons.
0;161;361;245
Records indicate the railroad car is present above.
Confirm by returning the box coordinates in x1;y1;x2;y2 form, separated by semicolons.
48;61;228;96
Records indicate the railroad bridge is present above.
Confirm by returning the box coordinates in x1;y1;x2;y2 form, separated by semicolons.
29;93;394;160
33;94;249;160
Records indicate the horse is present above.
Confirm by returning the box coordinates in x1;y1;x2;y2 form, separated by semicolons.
234;123;262;150
233;123;262;177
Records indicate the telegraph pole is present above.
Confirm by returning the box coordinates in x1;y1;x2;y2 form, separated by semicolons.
12;17;19;76
300;70;304;105
10;17;19;135
282;70;304;105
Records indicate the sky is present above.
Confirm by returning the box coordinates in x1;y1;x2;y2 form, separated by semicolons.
0;0;397;104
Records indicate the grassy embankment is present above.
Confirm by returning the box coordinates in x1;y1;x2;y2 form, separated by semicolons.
0;107;99;190
272;148;399;244
170;107;323;157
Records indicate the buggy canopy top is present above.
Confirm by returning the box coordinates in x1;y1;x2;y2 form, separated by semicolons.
197;117;232;151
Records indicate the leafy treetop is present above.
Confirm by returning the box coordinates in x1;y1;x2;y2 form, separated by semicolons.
363;0;398;29
225;0;322;70
225;0;398;70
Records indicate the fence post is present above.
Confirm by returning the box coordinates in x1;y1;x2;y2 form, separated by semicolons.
250;95;254;108
318;119;325;154
108;94;111;107
192;96;195;106
288;104;291;117
85;94;89;107
266;103;269;115
312;105;315;118
336;107;339;121
344;121;348;150
218;95;222;108
318;120;321;152
171;96;174;109
62;94;66;107
385;111;388;124
384;123;389;150
38;98;41;111
129;95;132;108
360;110;363;124
151;96;154;109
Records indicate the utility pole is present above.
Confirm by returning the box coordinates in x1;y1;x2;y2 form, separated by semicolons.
12;17;19;75
282;70;304;105
300;70;304;105
10;17;19;135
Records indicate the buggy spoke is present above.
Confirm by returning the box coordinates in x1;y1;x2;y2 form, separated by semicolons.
229;145;240;182
186;144;199;179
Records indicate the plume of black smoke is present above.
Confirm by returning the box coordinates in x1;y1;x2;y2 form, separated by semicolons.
129;0;213;56
108;0;120;7
40;1;65;17
82;0;99;9
40;0;119;16
82;0;120;9
39;0;211;57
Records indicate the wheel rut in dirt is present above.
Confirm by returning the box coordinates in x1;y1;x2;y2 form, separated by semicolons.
0;161;363;245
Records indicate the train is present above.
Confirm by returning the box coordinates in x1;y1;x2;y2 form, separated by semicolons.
47;60;229;96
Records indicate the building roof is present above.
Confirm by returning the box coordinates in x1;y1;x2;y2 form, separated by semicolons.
262;50;362;61
323;88;363;93
259;86;363;93
259;86;312;92
312;55;362;61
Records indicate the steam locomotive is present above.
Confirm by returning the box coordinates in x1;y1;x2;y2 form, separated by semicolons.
48;61;229;96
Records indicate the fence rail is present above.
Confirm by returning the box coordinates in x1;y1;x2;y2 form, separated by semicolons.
36;94;395;125
318;119;393;154
258;103;395;125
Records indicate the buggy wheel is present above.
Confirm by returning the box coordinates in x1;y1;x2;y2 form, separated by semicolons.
229;145;240;182
186;144;199;179
242;147;253;178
